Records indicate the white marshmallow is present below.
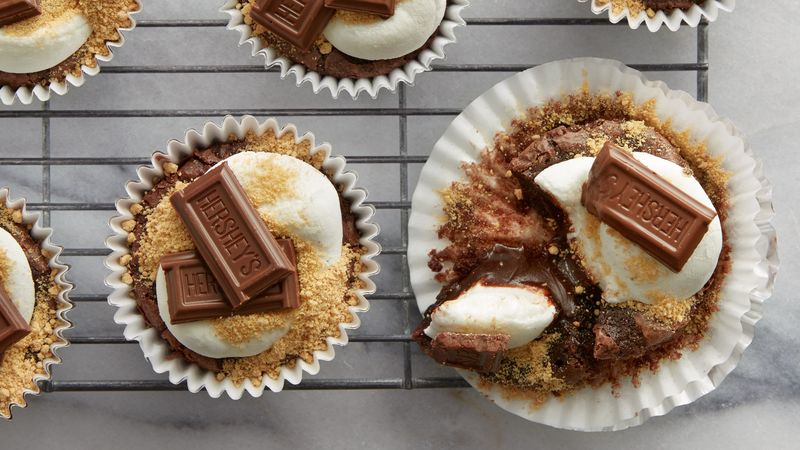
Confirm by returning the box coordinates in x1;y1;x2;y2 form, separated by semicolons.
0;227;35;323
534;153;723;305
156;267;291;358
323;0;446;61
0;11;92;74
155;151;344;358
224;151;343;267
424;280;557;348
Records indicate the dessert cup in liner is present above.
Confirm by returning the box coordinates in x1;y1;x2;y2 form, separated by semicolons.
408;58;777;431
221;0;468;99
0;188;73;419
0;1;141;105
105;116;381;398
578;0;734;31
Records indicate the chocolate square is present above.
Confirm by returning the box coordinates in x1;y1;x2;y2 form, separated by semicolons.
250;0;335;51
324;0;395;17
0;0;41;27
161;239;300;324
0;285;31;354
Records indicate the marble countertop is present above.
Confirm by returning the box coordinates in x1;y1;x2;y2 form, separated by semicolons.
1;0;798;448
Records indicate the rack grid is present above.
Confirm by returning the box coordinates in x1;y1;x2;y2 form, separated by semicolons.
3;14;709;394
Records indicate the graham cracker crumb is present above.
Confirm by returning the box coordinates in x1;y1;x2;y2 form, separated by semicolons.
240;156;299;206
0;206;66;418
134;182;194;282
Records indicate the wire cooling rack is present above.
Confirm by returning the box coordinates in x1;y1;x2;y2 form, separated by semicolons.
0;8;709;394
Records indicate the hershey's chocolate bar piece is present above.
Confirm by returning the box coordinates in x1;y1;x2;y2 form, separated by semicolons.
324;0;395;17
0;0;40;26
581;142;716;272
250;0;335;51
170;162;295;308
429;332;508;374
0;284;31;354
161;239;300;324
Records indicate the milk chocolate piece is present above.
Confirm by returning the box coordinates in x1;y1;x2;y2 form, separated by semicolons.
250;0;335;51
324;0;395;17
162;239;300;324
581;142;716;272
0;0;40;27
0;284;31;354
170;162;295;308
428;332;508;374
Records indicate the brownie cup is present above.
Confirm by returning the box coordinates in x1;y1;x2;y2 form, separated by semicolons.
413;89;733;406
0;0;140;104
0;190;72;419
223;0;467;98
108;117;379;393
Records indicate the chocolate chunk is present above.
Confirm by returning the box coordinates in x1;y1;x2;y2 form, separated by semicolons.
548;320;595;385
0;0;40;27
581;142;716;272
428;332;508;374
593;309;647;360
250;0;335;51
170;162;295;308
0;284;31;354
161;240;300;324
324;0;395;17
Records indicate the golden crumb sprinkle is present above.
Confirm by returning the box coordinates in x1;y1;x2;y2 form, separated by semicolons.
0;207;66;418
134;182;194;282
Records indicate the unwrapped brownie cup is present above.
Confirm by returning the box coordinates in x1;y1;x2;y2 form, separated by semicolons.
221;0;468;99
0;0;141;105
577;0;734;31
0;188;73;419
408;58;777;430
105;116;380;398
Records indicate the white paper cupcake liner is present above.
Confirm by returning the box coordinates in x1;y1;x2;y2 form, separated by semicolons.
0;188;73;419
221;0;468;99
407;58;778;431
578;0;734;31
0;1;142;105
105;116;381;398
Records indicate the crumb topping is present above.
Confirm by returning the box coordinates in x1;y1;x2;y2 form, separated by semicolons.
0;206;66;418
135;182;193;282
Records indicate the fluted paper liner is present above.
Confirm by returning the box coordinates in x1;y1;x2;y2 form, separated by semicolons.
578;0;735;31
105;116;381;398
0;1;141;105
0;189;73;419
407;58;778;431
221;0;468;99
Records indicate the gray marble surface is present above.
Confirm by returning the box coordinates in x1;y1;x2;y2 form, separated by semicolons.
1;0;798;448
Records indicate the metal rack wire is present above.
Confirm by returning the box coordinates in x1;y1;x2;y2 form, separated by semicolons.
2;16;709;394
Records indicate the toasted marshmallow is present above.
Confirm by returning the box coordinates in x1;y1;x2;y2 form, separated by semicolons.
224;151;342;267
323;0;446;61
0;11;92;74
424;280;557;348
0;227;35;323
534;153;722;305
156;267;292;358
